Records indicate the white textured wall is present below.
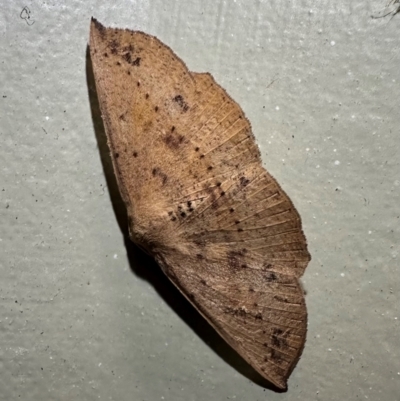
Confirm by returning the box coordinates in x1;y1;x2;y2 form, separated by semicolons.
1;1;399;400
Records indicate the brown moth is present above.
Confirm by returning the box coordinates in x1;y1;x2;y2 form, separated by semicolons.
89;17;311;390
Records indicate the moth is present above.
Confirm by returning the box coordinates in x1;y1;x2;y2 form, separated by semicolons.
89;17;311;390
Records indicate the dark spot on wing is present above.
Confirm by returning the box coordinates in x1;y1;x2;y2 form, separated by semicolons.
168;210;177;221
265;272;277;282
240;176;250;187
164;133;185;149
172;95;189;112
123;52;132;63
132;57;141;66
274;328;291;348
227;249;246;270
227;251;240;270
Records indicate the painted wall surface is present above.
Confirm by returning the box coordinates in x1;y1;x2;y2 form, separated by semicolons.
1;1;399;400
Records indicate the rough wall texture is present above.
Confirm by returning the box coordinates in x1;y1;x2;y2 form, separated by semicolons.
1;1;399;400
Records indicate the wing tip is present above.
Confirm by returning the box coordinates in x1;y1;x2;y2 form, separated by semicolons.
90;16;104;33
89;17;107;50
271;377;288;391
